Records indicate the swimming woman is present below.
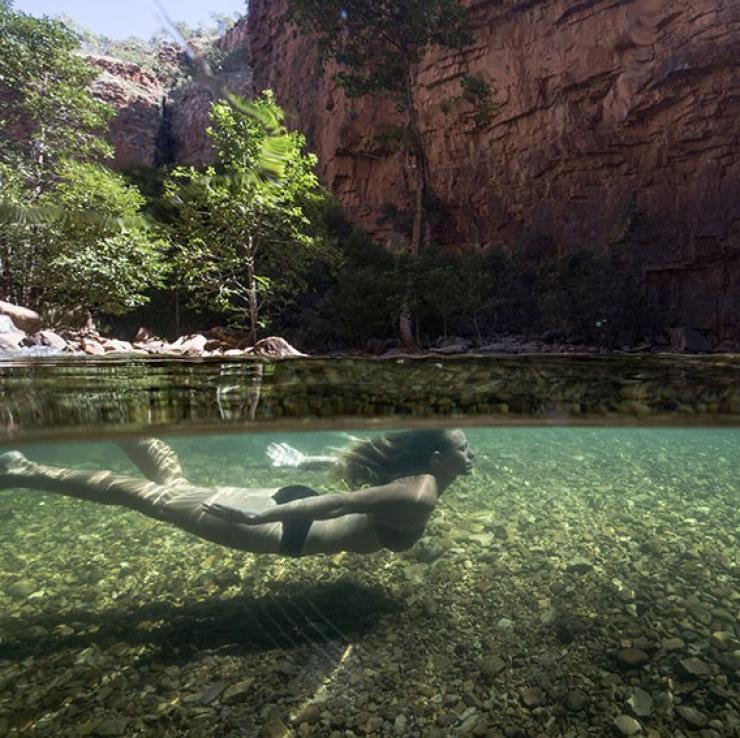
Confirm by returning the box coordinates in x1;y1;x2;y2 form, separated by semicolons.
0;429;474;557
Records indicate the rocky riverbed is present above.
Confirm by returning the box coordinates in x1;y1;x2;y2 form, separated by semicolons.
0;428;737;737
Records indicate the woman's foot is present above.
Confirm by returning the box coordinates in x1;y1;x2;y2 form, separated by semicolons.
0;451;29;475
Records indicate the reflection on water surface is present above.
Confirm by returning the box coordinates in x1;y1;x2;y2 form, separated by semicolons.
0;355;738;442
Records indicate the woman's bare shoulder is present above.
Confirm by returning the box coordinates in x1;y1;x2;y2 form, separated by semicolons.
388;474;440;504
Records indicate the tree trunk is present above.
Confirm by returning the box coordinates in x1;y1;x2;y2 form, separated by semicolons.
398;67;426;351
174;290;181;338
405;70;427;257
399;299;416;349
473;310;482;344
246;234;259;346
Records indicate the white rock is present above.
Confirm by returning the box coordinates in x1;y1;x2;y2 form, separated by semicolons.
38;330;68;351
0;331;25;351
0;300;42;332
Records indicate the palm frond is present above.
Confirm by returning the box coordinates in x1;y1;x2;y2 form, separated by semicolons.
0;200;149;230
153;1;291;183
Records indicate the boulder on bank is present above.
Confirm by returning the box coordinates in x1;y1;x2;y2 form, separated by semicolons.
173;334;209;355
203;326;252;349
79;336;106;355
0;301;42;333
431;336;473;354
247;336;306;358
0;332;26;351
132;326;161;344
0;315;28;350
670;326;713;353
37;330;69;351
131;329;305;358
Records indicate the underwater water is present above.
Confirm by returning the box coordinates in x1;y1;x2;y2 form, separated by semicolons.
0;426;737;738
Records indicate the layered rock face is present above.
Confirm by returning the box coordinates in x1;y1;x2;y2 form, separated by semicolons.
166;23;253;166
87;55;166;169
90;19;252;169
248;0;740;343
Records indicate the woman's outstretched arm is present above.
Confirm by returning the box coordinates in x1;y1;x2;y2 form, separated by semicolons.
203;477;437;524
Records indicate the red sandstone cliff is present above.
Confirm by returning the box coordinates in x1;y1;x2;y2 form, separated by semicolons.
88;21;252;169
166;22;253;166
247;0;740;344
86;55;166;169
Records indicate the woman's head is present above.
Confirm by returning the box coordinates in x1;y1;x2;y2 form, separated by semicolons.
339;428;474;486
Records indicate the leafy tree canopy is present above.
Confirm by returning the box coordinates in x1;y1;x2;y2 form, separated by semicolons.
166;91;330;343
0;2;113;179
38;162;169;315
288;0;471;265
0;3;167;320
288;0;471;105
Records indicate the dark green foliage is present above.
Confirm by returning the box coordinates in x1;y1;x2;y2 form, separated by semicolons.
284;223;399;350
373;125;414;154
0;4;167;316
0;5;114;174
165;92;331;344
39;163;169;315
283;238;658;351
288;1;471;104
460;74;495;126
442;74;496;126
377;203;414;239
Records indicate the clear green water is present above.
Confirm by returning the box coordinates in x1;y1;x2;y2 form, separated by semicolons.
0;426;737;737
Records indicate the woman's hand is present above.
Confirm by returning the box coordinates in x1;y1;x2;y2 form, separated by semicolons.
202;501;262;524
266;442;306;468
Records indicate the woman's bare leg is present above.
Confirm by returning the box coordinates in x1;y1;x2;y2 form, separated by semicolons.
0;451;284;553
0;450;171;515
118;438;186;485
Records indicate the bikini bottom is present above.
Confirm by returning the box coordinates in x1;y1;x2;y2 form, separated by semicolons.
272;485;320;557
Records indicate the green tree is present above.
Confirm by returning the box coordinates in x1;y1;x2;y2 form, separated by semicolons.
0;4;113;184
288;0;471;349
287;0;471;255
166;92;328;345
0;4;167;320
39;162;169;316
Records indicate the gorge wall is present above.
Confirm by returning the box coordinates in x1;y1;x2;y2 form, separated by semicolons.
247;0;740;344
89;21;252;170
87;55;166;169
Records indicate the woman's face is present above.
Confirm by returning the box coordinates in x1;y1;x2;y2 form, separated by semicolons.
436;429;475;477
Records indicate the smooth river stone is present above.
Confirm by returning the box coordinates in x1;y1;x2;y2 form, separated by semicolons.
614;714;642;735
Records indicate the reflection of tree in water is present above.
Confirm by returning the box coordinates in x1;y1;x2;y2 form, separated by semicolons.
215;362;269;421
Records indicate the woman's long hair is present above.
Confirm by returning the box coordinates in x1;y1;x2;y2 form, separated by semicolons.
336;429;456;487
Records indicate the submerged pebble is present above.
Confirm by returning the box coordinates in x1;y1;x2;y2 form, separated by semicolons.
676;705;708;727
614;714;642;735
625;687;654;717
6;578;38;599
